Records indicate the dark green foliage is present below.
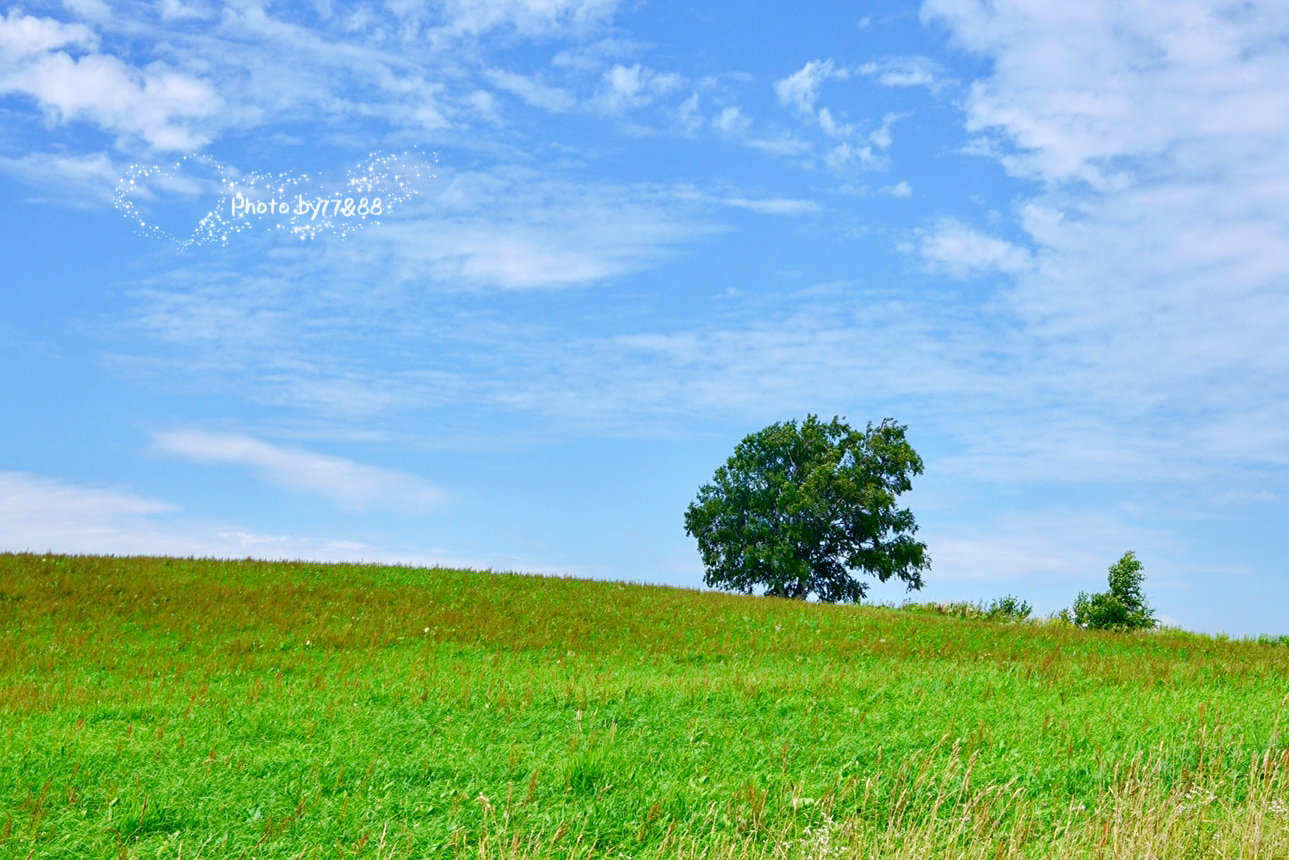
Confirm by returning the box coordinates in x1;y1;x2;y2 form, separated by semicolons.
1073;550;1157;631
683;416;929;603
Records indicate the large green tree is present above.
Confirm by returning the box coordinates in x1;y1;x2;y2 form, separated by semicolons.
683;415;929;603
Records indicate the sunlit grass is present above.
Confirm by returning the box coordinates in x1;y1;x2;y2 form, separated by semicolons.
1;553;1286;857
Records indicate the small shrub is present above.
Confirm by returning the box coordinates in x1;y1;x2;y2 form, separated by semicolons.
899;600;977;620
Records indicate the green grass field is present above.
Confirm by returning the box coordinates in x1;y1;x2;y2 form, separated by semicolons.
2;553;1287;858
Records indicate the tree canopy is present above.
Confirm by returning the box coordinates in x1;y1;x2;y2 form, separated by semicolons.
683;415;929;603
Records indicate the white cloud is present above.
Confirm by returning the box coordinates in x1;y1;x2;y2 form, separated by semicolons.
815;106;852;139
774;59;846;116
375;217;703;288
0;12;220;151
922;0;1289;185
0;4;469;159
916;218;1032;278
880;180;912;198
711;105;750;136
675;92;701;131
869;112;901;149
825;141;880;171
907;0;1289;484
152;430;444;511
0;9;96;56
598;63;645;111
115;170;731;425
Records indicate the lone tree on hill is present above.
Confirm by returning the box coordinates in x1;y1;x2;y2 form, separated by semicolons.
684;415;929;603
1072;551;1157;631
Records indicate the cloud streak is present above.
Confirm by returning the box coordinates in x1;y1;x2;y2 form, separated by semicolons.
152;430;445;511
0;470;477;566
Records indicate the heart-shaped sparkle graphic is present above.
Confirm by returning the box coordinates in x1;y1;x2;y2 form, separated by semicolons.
115;152;431;248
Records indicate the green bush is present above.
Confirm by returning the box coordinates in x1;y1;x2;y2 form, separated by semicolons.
984;594;1033;622
899;594;1032;623
1072;550;1156;631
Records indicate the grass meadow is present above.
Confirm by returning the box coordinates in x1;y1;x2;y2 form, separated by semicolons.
1;553;1288;859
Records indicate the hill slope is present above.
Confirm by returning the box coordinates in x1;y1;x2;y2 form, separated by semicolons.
1;553;1286;858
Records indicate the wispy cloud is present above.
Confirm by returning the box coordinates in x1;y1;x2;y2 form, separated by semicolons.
859;56;944;89
0;470;476;565
723;196;820;216
0;151;120;204
596;63;683;113
0;0;630;166
152;430;444;511
345;170;719;289
486;69;576;111
0;469;246;557
773;59;898;172
922;508;1178;588
745;134;812;157
435;0;621;38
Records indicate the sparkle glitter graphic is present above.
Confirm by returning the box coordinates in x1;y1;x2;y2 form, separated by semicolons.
115;152;433;248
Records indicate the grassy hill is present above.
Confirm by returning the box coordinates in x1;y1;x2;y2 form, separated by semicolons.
1;553;1286;858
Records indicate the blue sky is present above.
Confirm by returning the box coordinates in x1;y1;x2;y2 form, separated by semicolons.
3;0;1289;635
